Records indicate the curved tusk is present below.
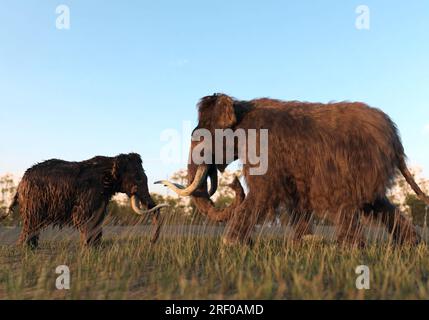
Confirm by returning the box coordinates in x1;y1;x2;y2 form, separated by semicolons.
208;167;218;197
130;195;168;215
154;165;209;196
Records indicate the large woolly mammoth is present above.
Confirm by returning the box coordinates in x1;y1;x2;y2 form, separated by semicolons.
158;93;429;246
6;153;167;248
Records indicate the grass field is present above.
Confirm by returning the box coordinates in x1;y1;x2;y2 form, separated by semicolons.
1;228;429;299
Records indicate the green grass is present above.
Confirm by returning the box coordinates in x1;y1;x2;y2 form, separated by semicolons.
1;233;429;299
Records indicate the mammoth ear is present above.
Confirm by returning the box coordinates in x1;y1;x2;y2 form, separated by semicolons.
103;157;122;189
215;94;236;128
111;158;122;181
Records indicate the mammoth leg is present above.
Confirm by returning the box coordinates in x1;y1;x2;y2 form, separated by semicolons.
83;227;103;246
223;210;256;246
369;197;419;245
150;210;164;244
290;181;314;241
18;212;41;249
80;203;107;247
222;195;260;246
18;228;40;249
334;208;366;247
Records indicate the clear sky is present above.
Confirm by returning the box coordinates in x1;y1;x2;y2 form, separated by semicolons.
1;0;428;193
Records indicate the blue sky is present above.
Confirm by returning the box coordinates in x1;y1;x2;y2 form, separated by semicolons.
1;0;428;192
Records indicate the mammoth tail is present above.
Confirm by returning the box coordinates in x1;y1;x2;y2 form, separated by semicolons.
398;157;429;206
1;192;19;221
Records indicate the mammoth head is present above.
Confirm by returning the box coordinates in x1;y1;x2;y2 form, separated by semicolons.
156;94;242;197
111;153;168;216
196;93;237;131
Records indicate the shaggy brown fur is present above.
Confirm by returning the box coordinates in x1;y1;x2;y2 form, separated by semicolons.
8;153;159;248
187;93;429;246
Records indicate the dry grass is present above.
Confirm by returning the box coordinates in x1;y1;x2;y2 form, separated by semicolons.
1;228;429;299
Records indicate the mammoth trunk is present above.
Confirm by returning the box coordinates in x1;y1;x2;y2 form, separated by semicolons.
187;164;245;222
129;196;168;243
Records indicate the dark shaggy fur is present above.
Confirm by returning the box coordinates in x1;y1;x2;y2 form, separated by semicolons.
9;153;158;248
188;93;429;246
